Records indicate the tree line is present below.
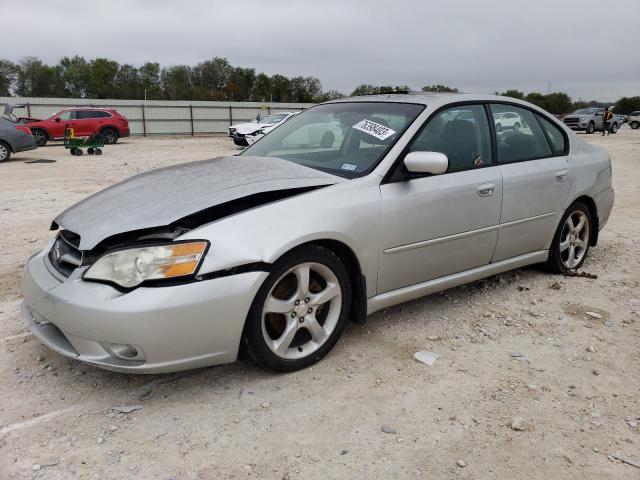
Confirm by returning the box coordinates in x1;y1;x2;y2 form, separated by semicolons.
1;56;638;114
0;56;332;103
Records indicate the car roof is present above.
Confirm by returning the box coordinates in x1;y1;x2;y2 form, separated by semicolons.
63;107;115;111
324;92;552;107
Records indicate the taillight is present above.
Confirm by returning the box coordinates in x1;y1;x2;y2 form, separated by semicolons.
15;126;32;135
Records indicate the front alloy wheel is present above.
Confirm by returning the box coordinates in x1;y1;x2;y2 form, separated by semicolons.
547;202;592;273
586;122;595;134
32;129;48;147
243;245;351;371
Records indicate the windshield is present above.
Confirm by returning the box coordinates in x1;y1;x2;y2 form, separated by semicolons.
573;108;595;115
241;102;424;178
260;113;289;124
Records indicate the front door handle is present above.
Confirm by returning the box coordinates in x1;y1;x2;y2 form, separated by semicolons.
477;183;495;197
555;169;568;182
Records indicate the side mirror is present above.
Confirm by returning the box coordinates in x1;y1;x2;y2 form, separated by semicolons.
54;117;61;122
404;151;448;175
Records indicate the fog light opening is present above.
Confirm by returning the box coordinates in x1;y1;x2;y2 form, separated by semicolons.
103;342;145;361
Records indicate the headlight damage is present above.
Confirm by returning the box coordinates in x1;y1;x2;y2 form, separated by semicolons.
84;241;208;288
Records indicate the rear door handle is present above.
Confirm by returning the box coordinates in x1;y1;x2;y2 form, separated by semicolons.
555;169;568;182
477;183;495;196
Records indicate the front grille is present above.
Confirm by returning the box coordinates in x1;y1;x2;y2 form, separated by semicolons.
48;230;83;277
563;117;580;126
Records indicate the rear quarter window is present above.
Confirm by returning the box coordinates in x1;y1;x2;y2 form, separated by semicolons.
536;114;567;155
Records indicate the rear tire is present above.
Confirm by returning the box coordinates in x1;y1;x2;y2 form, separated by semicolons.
495;123;503;133
242;245;352;372
32;129;48;147
0;141;11;162
547;202;592;274
100;128;118;144
611;123;618;134
631;121;639;130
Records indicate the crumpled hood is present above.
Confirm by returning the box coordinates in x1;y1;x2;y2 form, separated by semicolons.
54;156;343;250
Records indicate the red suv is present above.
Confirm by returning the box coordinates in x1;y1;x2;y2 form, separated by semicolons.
24;108;130;146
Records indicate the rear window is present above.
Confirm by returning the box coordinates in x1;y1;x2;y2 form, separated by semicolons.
490;104;552;163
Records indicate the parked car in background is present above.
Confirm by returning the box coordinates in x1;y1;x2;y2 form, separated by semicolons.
493;111;523;132
245;112;300;145
22;93;614;373
22;108;130;146
228;112;298;146
1;105;37;162
629;111;640;129
562;107;620;134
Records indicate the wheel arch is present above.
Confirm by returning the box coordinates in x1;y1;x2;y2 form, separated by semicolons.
570;195;599;246
267;239;368;325
0;139;14;152
30;127;49;137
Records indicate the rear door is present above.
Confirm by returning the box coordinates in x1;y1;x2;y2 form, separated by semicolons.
74;110;101;136
490;104;572;261
379;104;502;293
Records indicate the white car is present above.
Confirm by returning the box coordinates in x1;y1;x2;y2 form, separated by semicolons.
245;112;301;146
493;111;523;132
228;112;298;146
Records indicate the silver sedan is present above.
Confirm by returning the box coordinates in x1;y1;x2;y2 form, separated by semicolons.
21;93;614;373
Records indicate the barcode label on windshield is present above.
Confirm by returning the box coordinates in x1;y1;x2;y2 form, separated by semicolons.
352;119;396;140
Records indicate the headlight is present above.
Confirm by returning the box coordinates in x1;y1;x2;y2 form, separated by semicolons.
580;116;589;121
84;241;208;288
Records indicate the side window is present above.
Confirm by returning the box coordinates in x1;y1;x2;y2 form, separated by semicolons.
76;110;107;120
490;104;552;163
57;111;73;120
408;105;492;173
536;114;566;155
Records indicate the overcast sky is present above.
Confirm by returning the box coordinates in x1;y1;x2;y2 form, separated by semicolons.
2;0;639;100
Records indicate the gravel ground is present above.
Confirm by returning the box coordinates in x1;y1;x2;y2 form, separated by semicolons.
0;130;639;479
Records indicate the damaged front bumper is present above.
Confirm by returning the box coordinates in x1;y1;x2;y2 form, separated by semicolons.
21;248;268;373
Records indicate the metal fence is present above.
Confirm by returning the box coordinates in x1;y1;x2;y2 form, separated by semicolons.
0;97;316;136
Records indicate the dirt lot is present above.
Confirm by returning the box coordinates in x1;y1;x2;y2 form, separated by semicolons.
1;130;639;479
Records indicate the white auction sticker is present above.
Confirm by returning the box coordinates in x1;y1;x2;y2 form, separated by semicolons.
352;119;396;140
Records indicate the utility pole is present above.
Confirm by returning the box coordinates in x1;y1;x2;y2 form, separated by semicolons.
547;82;551;94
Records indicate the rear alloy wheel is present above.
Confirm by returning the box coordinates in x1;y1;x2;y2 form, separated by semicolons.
32;129;48;147
243;245;351;371
611;123;618;134
514;122;521;132
495;123;503;133
0;142;11;162
547;202;592;274
586;122;595;134
100;128;118;144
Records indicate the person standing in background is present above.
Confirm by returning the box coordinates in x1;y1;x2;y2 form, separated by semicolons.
602;107;613;136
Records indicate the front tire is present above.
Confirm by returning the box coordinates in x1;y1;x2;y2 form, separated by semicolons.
100;128;118;144
547;202;592;274
32;129;48;147
243;245;352;372
586;122;595;134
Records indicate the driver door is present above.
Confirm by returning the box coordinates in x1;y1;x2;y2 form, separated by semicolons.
378;104;503;293
50;110;75;138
